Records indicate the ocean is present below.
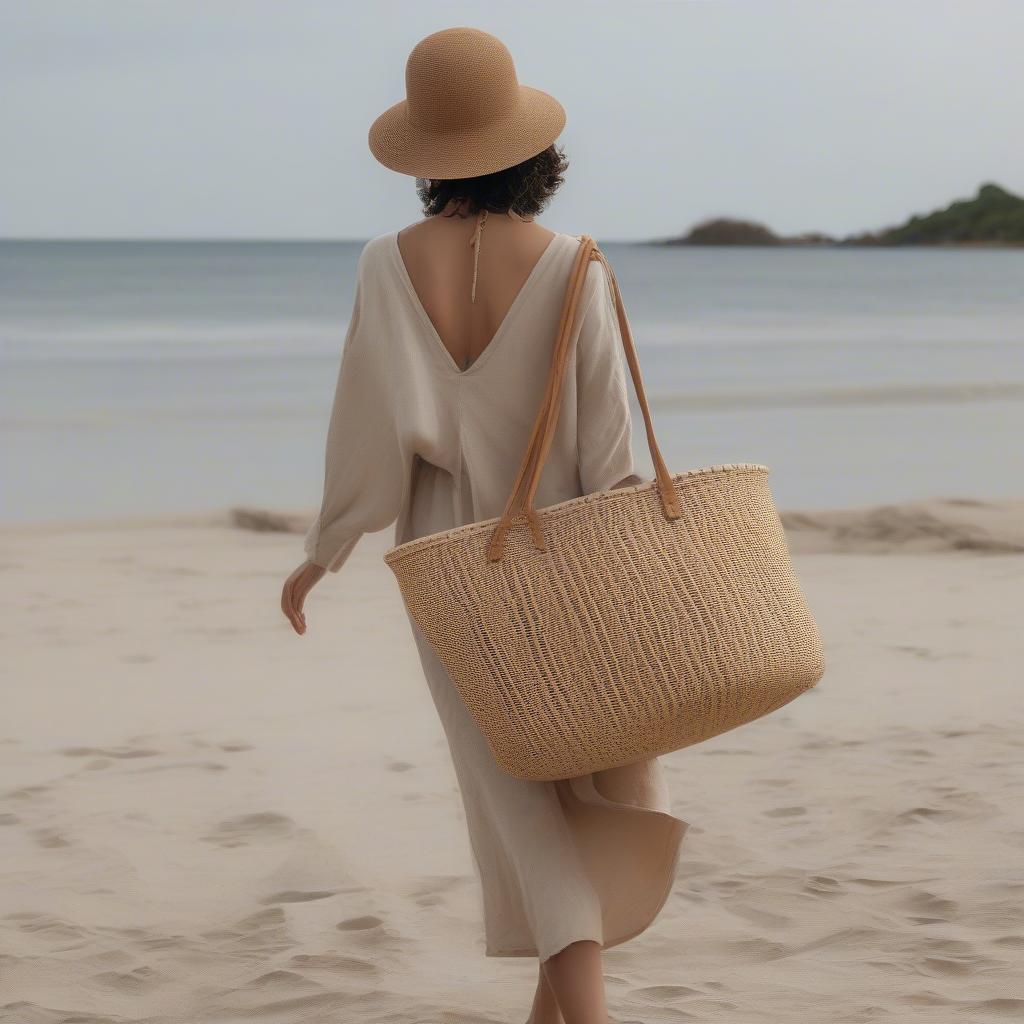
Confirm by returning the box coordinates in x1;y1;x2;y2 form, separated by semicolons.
2;239;1022;523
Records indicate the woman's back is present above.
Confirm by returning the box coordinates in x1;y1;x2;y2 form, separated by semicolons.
302;216;644;572
395;212;558;372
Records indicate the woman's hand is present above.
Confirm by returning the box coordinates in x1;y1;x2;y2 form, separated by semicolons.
281;560;327;635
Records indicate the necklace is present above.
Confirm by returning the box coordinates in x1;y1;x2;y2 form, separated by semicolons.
469;207;488;304
464;207;538;366
467;207;536;302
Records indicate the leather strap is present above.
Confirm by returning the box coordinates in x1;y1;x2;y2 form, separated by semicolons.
486;235;680;561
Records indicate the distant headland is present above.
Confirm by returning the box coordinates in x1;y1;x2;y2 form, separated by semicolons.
651;183;1024;247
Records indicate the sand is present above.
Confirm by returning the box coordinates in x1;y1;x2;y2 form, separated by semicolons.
1;497;1022;1022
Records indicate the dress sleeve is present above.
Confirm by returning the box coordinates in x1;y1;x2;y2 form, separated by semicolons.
303;246;407;573
575;258;646;496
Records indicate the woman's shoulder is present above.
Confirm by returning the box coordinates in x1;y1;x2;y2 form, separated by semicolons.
352;224;599;285
356;230;398;277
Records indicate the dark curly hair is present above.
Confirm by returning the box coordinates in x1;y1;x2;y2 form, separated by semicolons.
415;143;569;219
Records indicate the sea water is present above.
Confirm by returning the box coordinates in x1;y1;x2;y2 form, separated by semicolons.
2;239;1022;522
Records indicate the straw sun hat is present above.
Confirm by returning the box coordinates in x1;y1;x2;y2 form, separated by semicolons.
368;27;566;180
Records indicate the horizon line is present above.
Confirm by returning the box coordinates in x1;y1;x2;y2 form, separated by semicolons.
0;235;648;245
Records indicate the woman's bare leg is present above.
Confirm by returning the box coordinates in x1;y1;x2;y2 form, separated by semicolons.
525;962;564;1024
538;939;609;1024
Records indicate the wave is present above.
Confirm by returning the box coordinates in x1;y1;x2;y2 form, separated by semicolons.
3;380;1021;432
647;381;1024;410
0;323;348;360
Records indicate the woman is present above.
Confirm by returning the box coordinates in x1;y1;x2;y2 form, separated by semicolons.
281;27;687;1024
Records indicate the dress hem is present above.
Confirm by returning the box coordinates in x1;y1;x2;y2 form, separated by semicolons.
482;799;688;960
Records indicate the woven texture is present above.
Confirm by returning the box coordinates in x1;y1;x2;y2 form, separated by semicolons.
368;27;566;179
384;236;825;781
385;465;824;780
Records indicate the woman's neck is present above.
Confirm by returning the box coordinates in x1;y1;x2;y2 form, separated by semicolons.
439;199;533;223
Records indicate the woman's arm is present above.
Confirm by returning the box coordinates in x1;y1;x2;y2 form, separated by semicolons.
282;244;408;633
302;270;406;573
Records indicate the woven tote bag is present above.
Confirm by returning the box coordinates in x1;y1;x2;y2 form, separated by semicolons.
383;234;825;782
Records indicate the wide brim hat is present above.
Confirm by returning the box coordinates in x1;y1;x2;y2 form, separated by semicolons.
368;26;566;180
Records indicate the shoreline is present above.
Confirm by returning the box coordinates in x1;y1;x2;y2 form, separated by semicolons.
644;238;1024;249
3;494;1022;556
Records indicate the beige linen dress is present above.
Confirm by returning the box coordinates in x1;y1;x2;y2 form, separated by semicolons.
304;227;689;962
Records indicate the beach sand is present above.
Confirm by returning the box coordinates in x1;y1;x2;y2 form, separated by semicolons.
1;498;1022;1022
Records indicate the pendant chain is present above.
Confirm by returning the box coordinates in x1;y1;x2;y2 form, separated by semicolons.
469;207;488;304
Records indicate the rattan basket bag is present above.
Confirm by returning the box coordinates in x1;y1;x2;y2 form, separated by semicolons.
383;235;826;782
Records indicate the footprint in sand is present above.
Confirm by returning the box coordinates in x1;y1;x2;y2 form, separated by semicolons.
330;913;414;955
802;874;842;897
32;827;70;849
4;912;89;943
788;926;880;957
901;889;958;923
628;984;703;1001
290;953;377;975
60;746;160;759
725;936;789;961
92;965;164;993
261;890;337;905
973;999;1024;1016
245;969;322;992
201;907;290;950
3;783;50;801
710;878;745;891
201;812;295;848
921;955;998;977
764;805;807;818
133;760;227;774
336;915;384;931
187;737;252;753
890;644;943;660
895;806;949;823
406;873;472;908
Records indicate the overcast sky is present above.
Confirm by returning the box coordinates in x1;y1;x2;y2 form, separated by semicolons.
2;1;1022;241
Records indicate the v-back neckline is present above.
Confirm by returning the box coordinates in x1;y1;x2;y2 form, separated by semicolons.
390;228;564;377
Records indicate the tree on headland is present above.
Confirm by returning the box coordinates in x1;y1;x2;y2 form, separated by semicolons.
671;217;782;246
657;183;1024;246
847;183;1024;245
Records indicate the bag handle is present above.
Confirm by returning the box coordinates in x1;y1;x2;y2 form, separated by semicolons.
486;235;680;562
